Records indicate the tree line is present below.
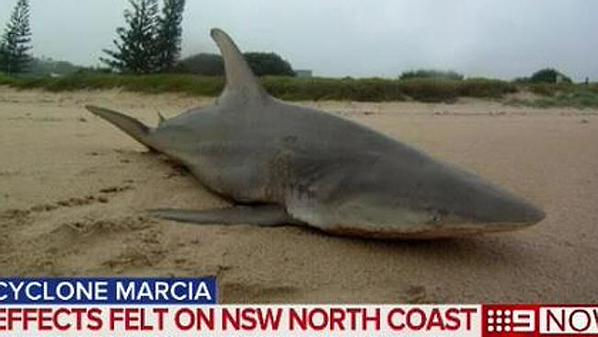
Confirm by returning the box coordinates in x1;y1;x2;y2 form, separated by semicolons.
0;0;581;82
100;0;295;76
101;0;185;73
0;0;31;74
175;52;294;76
0;0;295;76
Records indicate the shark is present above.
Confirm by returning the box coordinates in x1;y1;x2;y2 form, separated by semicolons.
85;28;545;239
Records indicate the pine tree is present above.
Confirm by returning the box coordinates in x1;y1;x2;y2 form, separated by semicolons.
0;0;32;74
101;0;159;73
155;0;185;72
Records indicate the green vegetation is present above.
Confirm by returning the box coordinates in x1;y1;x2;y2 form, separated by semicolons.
244;53;295;77
174;52;295;77
2;72;598;108
263;77;407;101
5;58;598;107
0;73;517;102
531;91;598;108
515;68;573;84
1;0;593;108
101;0;186;73
174;53;223;75
396;78;515;102
400;69;464;81
28;57;82;76
508;83;598;109
155;0;186;72
529;68;573;84
0;0;33;74
0;73;225;96
506;68;598;108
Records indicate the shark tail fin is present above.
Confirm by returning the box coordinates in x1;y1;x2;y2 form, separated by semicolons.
85;105;156;151
210;28;269;103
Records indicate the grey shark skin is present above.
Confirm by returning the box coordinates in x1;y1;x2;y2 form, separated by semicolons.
85;28;545;239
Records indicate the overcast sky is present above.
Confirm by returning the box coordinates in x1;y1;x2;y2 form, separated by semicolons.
0;0;596;80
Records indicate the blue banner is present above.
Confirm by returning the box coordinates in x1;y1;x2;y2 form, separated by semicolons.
0;278;217;305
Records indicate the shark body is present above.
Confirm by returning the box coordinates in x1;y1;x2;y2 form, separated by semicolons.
86;29;545;239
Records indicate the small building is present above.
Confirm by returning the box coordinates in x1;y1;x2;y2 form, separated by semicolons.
295;69;313;78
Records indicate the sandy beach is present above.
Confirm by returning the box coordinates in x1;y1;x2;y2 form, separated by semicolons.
1;87;597;303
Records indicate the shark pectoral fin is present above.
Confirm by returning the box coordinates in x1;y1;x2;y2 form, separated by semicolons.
85;105;156;151
210;28;269;103
147;205;296;227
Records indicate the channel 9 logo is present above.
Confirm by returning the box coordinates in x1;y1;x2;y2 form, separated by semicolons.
483;305;598;337
484;306;535;335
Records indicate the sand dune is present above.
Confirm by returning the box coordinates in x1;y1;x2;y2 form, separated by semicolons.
1;87;597;303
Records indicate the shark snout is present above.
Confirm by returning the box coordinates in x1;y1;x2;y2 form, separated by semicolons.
474;192;546;229
499;201;545;229
519;202;546;224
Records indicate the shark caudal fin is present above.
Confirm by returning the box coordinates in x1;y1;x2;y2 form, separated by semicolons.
210;28;269;104
85;105;156;151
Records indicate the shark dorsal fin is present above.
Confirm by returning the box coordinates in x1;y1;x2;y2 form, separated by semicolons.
210;28;269;105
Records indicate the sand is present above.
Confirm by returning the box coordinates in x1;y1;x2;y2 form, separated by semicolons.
1;87;597;303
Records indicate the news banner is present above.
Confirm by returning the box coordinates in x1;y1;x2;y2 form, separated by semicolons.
0;279;596;337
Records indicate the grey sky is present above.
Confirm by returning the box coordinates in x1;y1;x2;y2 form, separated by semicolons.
1;0;596;80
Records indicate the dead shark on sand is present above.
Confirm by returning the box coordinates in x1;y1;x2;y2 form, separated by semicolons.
85;28;545;239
